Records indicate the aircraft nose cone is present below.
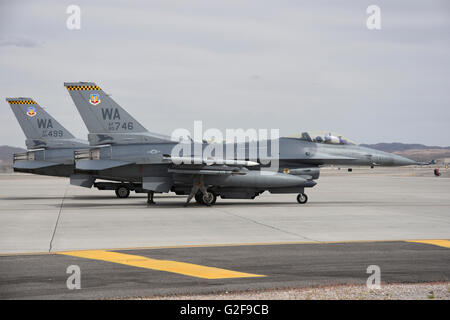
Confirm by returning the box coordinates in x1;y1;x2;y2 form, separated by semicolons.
392;154;417;166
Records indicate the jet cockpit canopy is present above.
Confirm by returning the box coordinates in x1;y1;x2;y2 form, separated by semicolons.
289;131;357;145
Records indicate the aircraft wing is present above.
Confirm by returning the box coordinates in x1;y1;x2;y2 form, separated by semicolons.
75;155;258;172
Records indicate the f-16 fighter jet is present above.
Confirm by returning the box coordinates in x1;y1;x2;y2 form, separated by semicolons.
64;82;416;206
7;97;88;177
6;98;144;198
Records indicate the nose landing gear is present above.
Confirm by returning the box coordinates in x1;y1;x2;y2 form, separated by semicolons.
297;193;308;204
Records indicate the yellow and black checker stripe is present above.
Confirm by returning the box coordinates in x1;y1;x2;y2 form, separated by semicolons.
66;85;101;91
8;100;36;105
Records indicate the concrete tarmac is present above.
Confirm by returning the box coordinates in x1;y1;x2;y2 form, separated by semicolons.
0;168;449;254
0;241;448;299
0;168;449;299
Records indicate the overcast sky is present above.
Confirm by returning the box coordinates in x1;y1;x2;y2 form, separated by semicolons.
1;0;449;148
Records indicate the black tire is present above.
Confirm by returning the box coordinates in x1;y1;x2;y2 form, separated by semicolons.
195;192;204;204
115;186;130;198
202;192;217;206
297;193;308;204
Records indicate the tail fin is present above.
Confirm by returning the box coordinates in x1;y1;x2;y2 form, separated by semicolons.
64;82;171;145
6;98;88;149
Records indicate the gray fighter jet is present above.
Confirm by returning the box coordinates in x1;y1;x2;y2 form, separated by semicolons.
6;98;145;198
7;97;88;177
64;82;416;206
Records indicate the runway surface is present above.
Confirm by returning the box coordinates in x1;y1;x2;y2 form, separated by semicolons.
0;240;449;299
0;168;449;254
0;168;449;299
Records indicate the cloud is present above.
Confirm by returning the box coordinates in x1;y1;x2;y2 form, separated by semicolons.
0;35;44;48
0;0;449;147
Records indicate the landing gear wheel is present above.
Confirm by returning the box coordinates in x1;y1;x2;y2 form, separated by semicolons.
195;192;204;204
115;186;130;198
202;192;217;206
297;193;308;204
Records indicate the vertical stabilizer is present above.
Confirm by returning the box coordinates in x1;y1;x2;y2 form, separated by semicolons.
64;82;172;145
7;97;87;149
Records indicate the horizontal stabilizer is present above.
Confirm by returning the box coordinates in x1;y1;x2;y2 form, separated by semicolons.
70;174;94;188
142;176;173;192
76;159;133;171
13;160;61;170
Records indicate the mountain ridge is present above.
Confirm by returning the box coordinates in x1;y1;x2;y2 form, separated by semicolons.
360;142;450;152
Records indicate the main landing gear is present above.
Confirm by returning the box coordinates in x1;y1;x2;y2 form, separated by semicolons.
115;185;130;198
297;193;308;204
185;175;216;207
195;191;217;206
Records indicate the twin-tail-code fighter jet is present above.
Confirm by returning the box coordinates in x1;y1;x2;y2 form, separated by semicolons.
7;98;147;198
7;98;88;177
61;82;417;206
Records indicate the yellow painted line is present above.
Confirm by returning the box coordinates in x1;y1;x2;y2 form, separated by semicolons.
406;239;450;248
57;250;265;279
3;238;450;257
